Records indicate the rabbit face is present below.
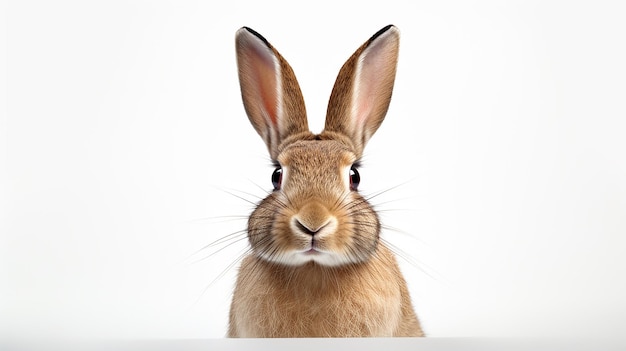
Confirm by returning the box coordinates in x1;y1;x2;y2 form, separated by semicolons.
248;139;379;267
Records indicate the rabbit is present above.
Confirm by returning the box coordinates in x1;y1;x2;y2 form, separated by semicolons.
228;24;424;337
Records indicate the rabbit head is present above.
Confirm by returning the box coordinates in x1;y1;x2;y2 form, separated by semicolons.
235;25;399;268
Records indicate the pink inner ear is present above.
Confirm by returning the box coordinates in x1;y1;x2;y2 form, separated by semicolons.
353;67;375;127
352;56;382;133
245;43;279;125
352;31;398;133
257;69;278;125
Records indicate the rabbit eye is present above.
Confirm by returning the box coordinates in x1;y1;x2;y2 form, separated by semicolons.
349;165;360;191
271;167;283;190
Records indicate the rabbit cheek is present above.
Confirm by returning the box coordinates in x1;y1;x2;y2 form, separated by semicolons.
337;194;381;262
247;195;290;261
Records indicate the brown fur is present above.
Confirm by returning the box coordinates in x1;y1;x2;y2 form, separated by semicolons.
230;25;424;337
229;244;423;337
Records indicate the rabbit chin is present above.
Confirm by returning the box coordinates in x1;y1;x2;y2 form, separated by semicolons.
257;249;357;267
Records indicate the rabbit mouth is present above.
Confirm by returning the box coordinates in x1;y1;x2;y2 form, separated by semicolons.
301;248;321;257
256;240;366;267
301;240;323;255
297;239;325;256
294;249;346;266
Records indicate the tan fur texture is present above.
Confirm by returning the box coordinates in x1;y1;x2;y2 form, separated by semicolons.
229;245;423;337
230;25;424;337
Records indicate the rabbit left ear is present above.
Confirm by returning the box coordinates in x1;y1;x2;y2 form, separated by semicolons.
323;25;400;157
236;27;309;160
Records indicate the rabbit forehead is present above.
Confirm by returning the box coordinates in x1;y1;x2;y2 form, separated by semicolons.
277;139;356;169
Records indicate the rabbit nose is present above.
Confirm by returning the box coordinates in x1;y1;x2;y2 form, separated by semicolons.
293;202;332;236
294;219;326;236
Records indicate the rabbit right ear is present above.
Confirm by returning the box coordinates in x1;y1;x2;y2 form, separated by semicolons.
323;25;400;158
236;27;309;160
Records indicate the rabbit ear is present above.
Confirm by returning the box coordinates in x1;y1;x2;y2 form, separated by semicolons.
236;27;309;160
324;25;400;157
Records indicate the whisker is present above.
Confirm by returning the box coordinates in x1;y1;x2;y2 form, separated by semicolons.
380;238;441;282
222;189;261;207
189;235;250;265
192;247;252;307
375;208;418;214
186;229;249;259
187;215;249;225
371;198;418;209
380;224;428;245
247;179;272;196
361;178;417;203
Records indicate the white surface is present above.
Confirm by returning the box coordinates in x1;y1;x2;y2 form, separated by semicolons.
3;0;626;340
4;338;626;351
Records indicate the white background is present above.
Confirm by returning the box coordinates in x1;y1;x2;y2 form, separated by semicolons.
3;0;626;340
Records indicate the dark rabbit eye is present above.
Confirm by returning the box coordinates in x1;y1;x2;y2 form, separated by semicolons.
349;165;360;191
271;167;283;190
